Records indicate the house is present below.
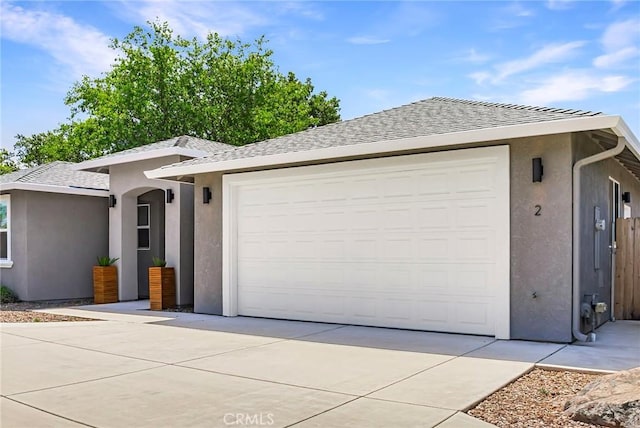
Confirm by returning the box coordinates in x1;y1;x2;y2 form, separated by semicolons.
0;161;109;301
74;135;234;305
145;97;640;343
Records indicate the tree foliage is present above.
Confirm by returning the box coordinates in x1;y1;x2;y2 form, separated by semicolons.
15;22;340;166
0;148;18;174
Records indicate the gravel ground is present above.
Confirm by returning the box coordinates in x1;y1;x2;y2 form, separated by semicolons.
0;299;97;323
468;368;602;427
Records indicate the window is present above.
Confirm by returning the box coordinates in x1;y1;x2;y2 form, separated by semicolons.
137;204;150;250
0;194;11;267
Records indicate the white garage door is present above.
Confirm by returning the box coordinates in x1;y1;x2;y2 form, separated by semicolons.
223;146;510;338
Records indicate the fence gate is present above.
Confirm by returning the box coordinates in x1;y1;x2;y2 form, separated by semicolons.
614;217;640;320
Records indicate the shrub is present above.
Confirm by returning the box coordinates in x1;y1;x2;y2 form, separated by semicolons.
96;256;119;266
151;257;167;267
0;285;19;303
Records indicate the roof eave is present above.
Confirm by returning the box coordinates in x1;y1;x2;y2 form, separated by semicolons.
145;115;634;180
0;182;109;197
74;147;210;172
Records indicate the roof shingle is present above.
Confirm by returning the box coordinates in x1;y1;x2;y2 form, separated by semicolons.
0;161;109;191
159;97;603;170
85;135;234;163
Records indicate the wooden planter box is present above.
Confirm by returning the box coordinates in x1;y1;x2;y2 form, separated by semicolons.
93;266;118;304
149;267;175;310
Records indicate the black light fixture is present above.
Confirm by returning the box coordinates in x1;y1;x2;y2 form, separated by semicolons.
203;187;212;204
532;157;543;183
109;194;117;208
166;188;174;203
622;191;631;203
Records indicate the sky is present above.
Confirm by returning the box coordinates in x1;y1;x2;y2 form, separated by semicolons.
1;0;639;151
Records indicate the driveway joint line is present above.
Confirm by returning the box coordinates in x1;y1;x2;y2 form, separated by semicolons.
1;331;171;365
357;354;459;398
458;338;498;357
535;343;568;363
171;337;290;365
3;396;98;427
283;387;459;427
359;395;459;412
172;324;348;365
284;396;362;427
6;365;165;397
172;364;360;397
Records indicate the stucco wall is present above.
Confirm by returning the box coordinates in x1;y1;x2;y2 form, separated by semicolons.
109;156;195;304
573;132;640;328
0;191;28;299
508;135;574;342
0;190;108;301
193;173;223;314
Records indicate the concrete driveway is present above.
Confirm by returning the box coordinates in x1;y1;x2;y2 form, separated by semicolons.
1;302;638;428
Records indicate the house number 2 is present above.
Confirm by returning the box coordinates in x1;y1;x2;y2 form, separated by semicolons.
534;205;542;216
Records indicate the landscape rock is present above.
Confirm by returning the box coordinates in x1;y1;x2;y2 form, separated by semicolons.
564;367;640;427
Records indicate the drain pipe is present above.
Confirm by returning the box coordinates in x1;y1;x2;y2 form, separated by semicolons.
572;136;626;342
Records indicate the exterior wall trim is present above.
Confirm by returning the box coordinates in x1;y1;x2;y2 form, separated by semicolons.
74;147;209;172
0;183;108;197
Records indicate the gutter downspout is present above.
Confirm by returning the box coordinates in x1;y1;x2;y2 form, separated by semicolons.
572;135;626;342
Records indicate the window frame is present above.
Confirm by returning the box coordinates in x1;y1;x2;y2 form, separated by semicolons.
137;203;151;251
0;194;12;268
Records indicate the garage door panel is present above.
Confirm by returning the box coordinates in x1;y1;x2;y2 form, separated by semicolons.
227;146;509;337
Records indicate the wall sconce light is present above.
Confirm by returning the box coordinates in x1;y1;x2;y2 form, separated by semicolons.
532;157;543;183
622;191;631;203
203;187;212;204
166;188;174;204
109;194;117;208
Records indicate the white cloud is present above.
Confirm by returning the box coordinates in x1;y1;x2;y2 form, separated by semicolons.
546;0;574;10
469;72;492;85
507;3;534;17
490;2;535;30
593;19;640;69
458;49;491;64
600;18;640;51
609;0;628;12
347;36;390;45
0;2;115;78
114;0;268;39
494;41;586;81
594;47;639;68
520;70;633;105
363;89;392;101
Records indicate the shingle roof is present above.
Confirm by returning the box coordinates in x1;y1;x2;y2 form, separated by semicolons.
160;97;603;170
87;135;234;163
0;161;109;191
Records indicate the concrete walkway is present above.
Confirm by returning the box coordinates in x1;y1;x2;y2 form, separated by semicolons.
1;302;638;428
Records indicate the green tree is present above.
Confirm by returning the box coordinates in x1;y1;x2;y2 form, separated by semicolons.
15;22;341;165
0;148;18;174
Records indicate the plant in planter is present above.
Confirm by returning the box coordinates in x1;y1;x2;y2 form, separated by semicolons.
148;257;175;310
93;257;119;304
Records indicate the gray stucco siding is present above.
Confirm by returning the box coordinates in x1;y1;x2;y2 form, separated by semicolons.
573;133;640;330
1;191;28;299
0;190;108;301
193;173;223;314
508;134;574;342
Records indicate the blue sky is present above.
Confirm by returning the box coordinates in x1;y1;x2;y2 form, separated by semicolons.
1;0;639;151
